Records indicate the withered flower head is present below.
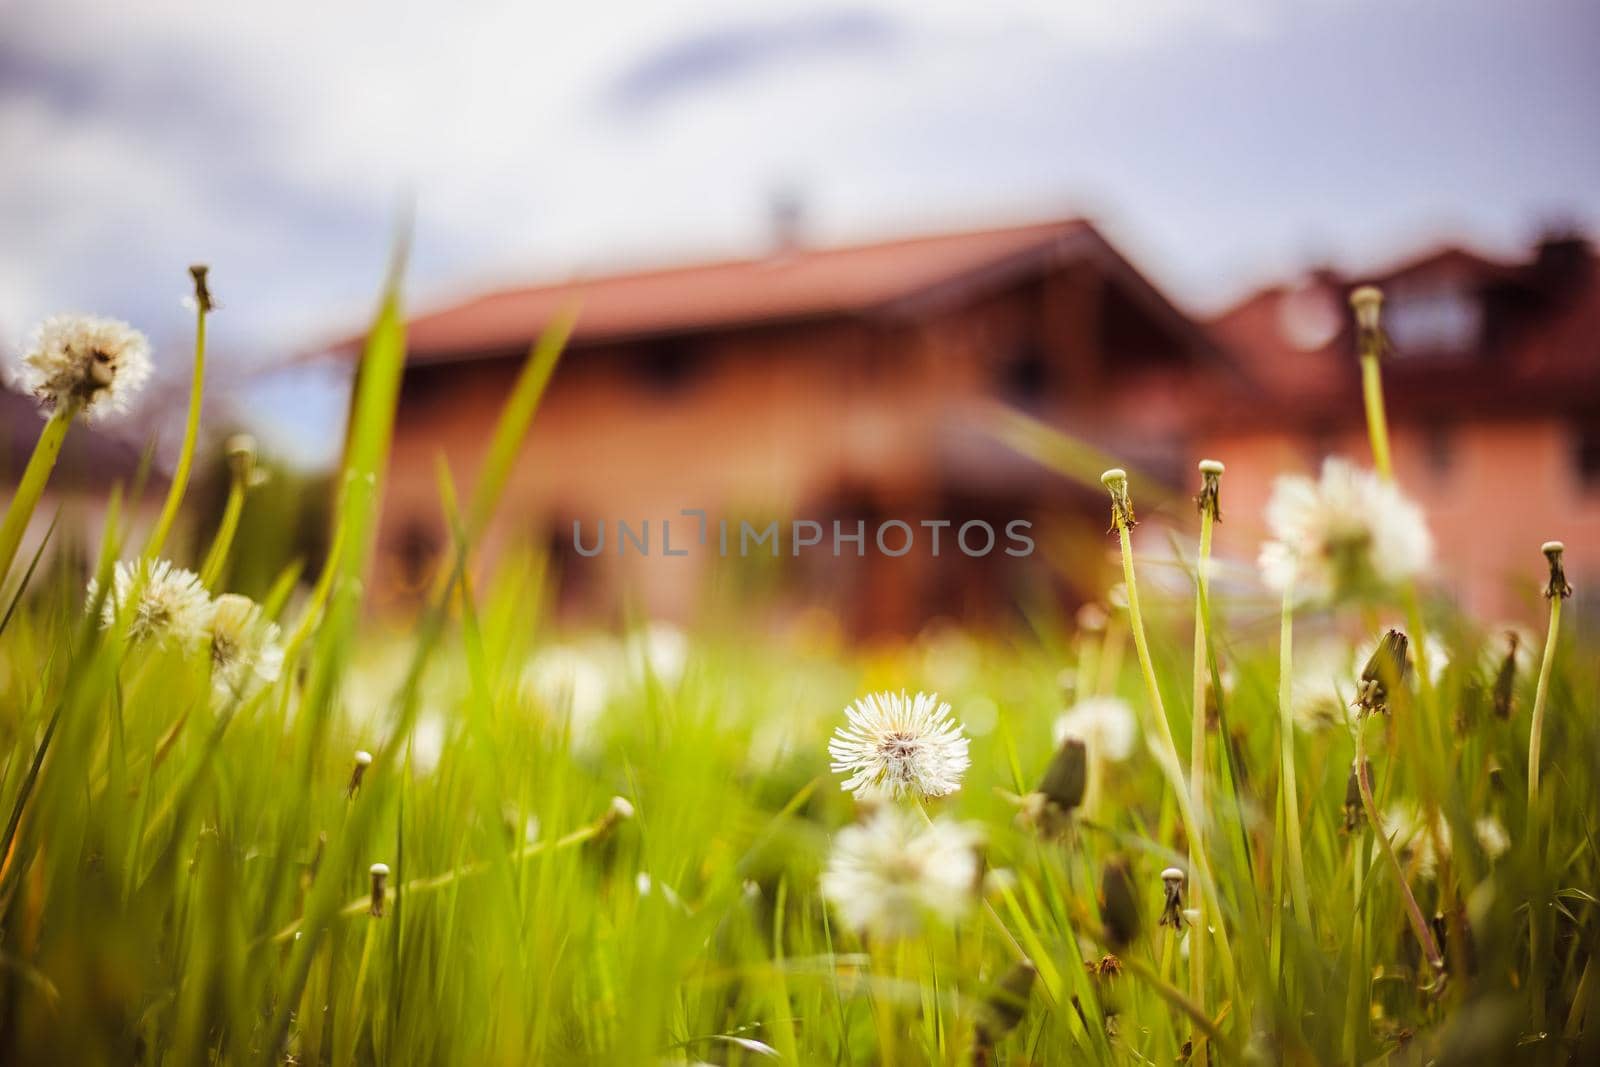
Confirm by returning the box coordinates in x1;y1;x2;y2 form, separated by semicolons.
1355;629;1409;717
1196;458;1224;522
1492;631;1520;720
369;862;390;917
1350;285;1385;334
1542;541;1573;600
1343;758;1371;832
1159;866;1187;929
1100;468;1136;533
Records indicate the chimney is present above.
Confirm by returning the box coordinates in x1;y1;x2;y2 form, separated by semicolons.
1532;227;1592;294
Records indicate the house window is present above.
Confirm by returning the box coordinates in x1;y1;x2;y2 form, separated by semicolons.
997;341;1052;405
634;338;699;393
1384;284;1482;356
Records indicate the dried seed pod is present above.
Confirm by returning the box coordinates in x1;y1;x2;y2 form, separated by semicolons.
1195;459;1224;522
1343;758;1371;832
1491;632;1519;720
369;862;390;917
1159;866;1187;930
1542;541;1573;600
1100;468;1136;532
347;749;373;796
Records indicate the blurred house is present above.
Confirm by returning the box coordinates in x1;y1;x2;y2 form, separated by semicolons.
373;218;1237;633
1199;233;1600;622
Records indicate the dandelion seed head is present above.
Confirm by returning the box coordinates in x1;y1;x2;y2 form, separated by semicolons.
89;559;210;647
1475;815;1510;861
821;806;982;937
207;593;284;697
1380;804;1449;879
828;691;970;800
15;314;153;419
1053;696;1138;763
1258;458;1432;603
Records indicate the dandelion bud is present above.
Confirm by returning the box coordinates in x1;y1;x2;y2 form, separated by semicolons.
973;958;1037;1056
369;862;389;917
1355;629;1409;717
1541;541;1573;599
1195;459;1224;522
1344;758;1372;832
1099;468;1136;532
1349;285;1384;334
1022;737;1087;837
347;750;373;796
1159;866;1187;930
1099;858;1141;950
1491;632;1519;720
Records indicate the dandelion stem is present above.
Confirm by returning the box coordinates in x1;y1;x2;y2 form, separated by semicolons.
1526;591;1561;815
144;274;210;560
1527;558;1564;1030
0;401;80;589
1276;580;1311;925
1359;353;1394;483
1188;465;1218;1018
1112;516;1237;996
1353;723;1443;978
198;477;246;587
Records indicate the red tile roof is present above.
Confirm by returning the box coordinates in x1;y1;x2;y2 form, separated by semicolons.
397;218;1119;361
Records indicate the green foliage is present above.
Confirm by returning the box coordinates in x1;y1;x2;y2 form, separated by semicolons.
0;263;1596;1066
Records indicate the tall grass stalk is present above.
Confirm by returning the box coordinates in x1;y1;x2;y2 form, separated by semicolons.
1101;468;1237;1001
1353;719;1443;978
1187;459;1222;1017
1276;579;1311;925
144;267;213;560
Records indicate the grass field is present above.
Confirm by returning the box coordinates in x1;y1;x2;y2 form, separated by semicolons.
0;269;1596;1064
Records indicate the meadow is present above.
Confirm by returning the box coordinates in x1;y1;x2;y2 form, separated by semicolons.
0;266;1595;1065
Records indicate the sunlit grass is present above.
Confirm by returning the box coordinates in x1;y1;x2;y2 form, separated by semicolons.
0;266;1595;1065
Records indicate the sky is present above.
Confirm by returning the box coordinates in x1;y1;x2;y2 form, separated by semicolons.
1;0;1597;464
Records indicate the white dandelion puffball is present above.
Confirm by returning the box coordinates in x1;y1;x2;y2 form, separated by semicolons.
1380;804;1449;880
1475;816;1511;862
207;593;284;697
821;806;982;938
16;314;153;419
521;643;612;730
1054;696;1138;762
626;621;689;686
1288;640;1361;733
1258;457;1432;603
89;558;211;647
828;691;970;800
